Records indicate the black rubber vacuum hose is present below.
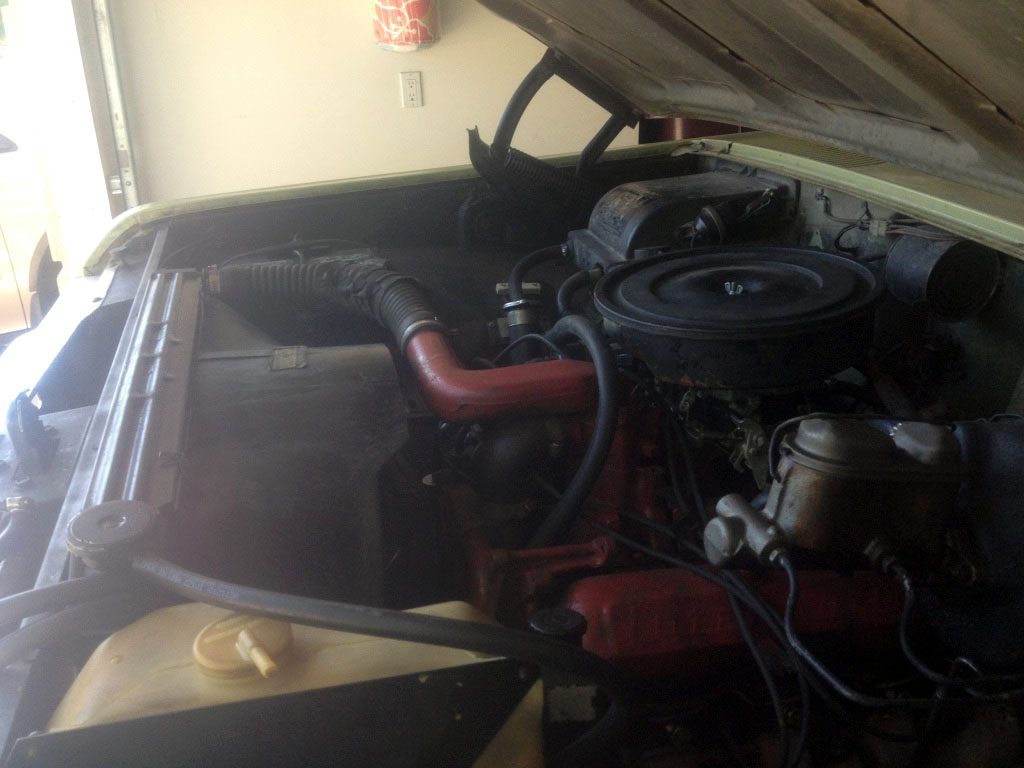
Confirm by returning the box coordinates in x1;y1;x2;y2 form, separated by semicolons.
556;269;591;316
133;553;632;767
507;243;565;304
0;594;133;669
504;243;568;361
0;571;124;628
527;314;618;548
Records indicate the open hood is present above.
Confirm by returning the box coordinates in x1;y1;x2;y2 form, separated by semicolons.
478;0;1024;199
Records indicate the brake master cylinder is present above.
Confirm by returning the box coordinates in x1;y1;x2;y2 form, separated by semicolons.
705;418;963;568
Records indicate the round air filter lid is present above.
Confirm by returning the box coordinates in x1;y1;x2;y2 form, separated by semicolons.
593;247;883;389
594;247;882;340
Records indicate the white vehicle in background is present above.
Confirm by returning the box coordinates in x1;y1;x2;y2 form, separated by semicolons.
0;29;59;338
0;131;56;336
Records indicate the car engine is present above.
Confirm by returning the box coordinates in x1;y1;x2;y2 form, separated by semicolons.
2;145;1024;768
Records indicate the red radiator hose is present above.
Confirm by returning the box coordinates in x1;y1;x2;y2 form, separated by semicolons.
211;258;599;422
405;330;598;422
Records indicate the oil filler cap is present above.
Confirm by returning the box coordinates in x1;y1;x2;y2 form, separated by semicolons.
193;613;293;679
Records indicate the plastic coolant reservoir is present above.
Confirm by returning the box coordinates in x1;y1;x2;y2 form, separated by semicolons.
48;601;542;767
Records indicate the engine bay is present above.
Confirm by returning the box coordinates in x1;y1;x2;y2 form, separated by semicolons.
3;143;1024;767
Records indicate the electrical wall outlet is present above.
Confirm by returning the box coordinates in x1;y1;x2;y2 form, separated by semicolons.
400;71;423;108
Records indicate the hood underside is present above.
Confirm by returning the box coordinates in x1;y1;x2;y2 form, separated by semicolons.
478;0;1024;200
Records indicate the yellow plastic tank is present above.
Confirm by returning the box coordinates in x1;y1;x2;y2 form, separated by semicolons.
48;601;542;768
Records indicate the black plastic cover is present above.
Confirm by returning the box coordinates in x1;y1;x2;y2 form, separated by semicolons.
569;172;778;268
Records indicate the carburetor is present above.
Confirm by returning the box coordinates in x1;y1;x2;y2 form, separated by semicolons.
704;417;963;569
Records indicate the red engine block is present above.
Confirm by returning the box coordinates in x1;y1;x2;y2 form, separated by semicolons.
446;402;900;679
566;568;900;679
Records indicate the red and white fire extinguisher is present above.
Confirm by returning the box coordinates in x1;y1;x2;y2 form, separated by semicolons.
373;0;441;51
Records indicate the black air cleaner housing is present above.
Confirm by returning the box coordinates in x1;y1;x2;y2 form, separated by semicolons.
594;247;883;390
569;172;783;269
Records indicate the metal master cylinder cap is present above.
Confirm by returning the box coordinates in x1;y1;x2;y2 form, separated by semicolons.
765;418;963;566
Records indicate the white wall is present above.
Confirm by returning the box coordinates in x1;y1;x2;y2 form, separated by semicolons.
110;0;636;203
5;0;112;281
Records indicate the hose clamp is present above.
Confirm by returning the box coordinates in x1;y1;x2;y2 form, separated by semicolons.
501;299;538;311
502;299;539;329
505;309;537;328
400;318;446;351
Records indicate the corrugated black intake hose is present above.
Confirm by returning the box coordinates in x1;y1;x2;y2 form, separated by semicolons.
527;314;618;548
502;148;602;203
211;257;441;350
466;129;602;225
132;553;633;767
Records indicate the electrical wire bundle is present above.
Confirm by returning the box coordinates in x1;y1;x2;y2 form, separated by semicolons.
613;371;812;767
